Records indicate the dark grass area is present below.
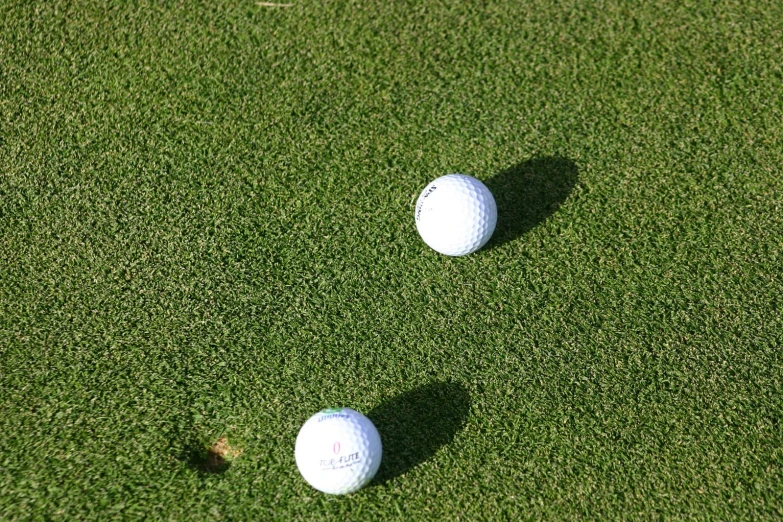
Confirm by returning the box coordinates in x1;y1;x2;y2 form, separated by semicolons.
1;0;783;519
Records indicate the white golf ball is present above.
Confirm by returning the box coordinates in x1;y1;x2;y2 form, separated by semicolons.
415;174;497;256
295;408;382;495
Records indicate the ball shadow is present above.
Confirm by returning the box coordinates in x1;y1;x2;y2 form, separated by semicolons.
367;381;470;485
484;156;579;249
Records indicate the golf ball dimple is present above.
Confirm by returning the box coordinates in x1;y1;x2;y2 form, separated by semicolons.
415;174;497;256
295;408;382;495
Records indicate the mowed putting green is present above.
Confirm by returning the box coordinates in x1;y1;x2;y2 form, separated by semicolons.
2;0;782;519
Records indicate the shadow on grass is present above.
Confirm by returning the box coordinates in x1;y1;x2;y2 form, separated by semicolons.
485;156;579;249
368;381;470;485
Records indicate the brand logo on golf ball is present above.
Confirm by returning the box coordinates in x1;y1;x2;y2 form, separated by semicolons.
320;452;361;469
318;411;350;422
415;185;437;222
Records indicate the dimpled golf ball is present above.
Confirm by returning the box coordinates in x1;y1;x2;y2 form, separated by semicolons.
295;407;382;495
415;174;497;256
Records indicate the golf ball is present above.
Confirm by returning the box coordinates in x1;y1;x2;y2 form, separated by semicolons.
295;407;382;495
415;174;497;256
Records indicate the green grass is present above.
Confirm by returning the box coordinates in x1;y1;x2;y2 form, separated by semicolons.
2;0;782;519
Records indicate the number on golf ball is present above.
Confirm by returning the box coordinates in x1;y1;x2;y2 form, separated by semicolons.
295;408;382;495
415;174;497;256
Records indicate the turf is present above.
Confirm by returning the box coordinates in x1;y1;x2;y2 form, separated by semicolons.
1;0;782;519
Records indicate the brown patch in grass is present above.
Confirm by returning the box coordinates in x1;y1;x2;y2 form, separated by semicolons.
204;437;243;473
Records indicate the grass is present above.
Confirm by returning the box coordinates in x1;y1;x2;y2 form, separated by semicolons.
1;0;782;519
